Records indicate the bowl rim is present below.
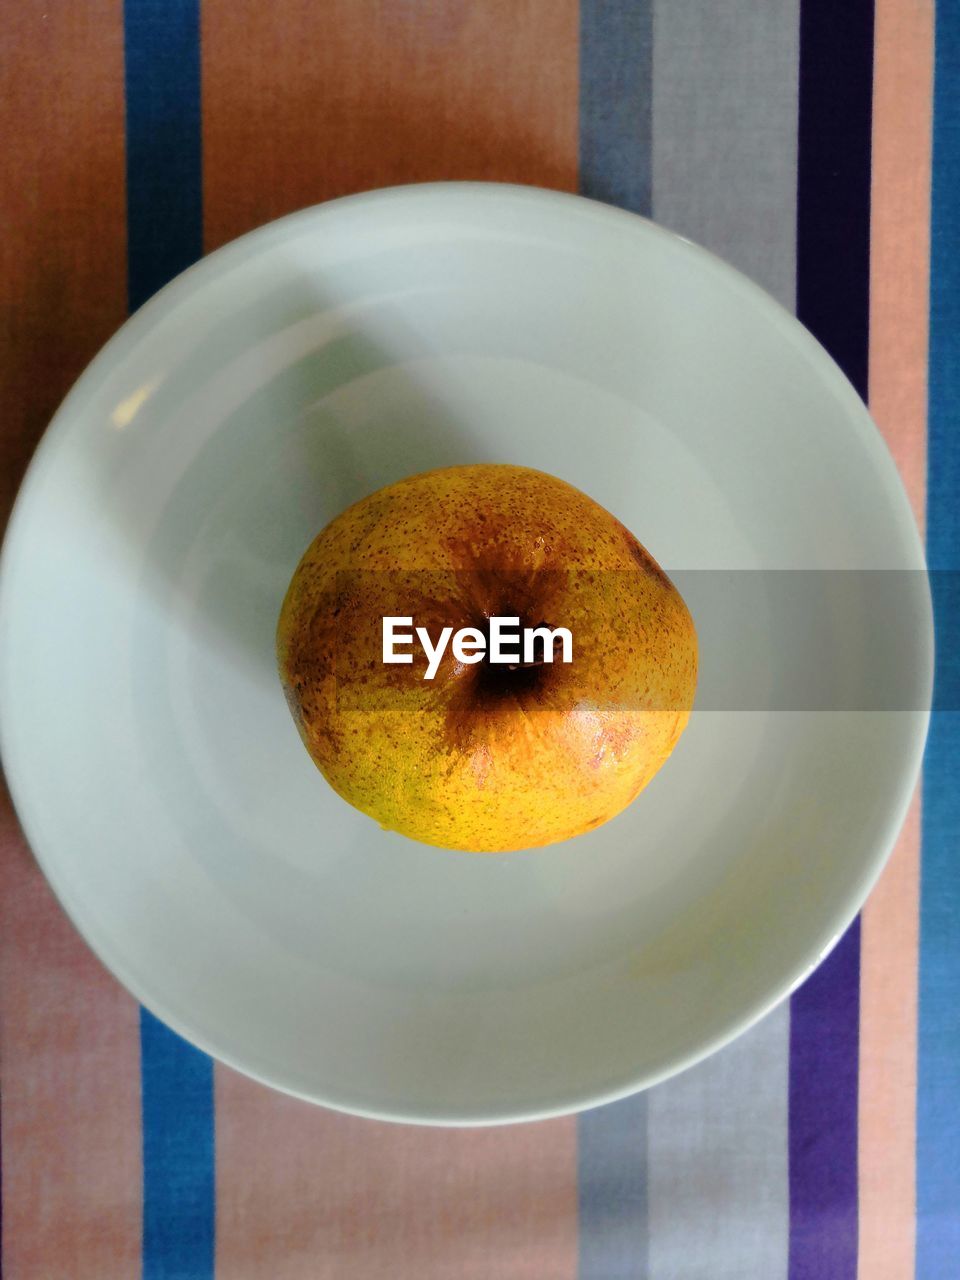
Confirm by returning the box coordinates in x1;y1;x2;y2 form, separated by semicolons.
0;181;934;1125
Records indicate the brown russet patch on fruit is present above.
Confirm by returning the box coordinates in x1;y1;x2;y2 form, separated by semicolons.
617;520;672;589
281;681;306;734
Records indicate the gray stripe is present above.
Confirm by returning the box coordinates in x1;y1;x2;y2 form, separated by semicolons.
578;1093;648;1279
578;6;654;1271
646;3;798;1277
579;0;654;217
651;0;801;310
647;1011;791;1280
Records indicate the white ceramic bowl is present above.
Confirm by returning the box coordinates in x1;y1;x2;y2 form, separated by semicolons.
0;184;931;1124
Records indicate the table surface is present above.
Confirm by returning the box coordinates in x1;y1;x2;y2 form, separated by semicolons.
1;2;956;1278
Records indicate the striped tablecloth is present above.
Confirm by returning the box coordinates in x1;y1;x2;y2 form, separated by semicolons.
1;1;956;1277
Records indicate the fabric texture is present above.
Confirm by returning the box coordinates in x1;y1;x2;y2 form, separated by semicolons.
1;1;953;1277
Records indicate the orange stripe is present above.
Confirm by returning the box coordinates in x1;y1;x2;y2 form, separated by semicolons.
215;1067;577;1280
203;4;580;1272
201;0;579;251
859;2;933;1276
0;4;139;1276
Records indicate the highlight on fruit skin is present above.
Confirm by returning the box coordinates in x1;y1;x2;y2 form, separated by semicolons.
276;464;698;853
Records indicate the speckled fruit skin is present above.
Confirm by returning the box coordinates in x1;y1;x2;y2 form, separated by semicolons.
276;465;697;853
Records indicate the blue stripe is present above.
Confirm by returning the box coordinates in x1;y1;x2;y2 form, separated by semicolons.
579;0;653;218
140;1011;215;1280
577;7;652;1274
578;1095;648;1280
123;3;213;1275
124;0;203;312
918;0;960;1271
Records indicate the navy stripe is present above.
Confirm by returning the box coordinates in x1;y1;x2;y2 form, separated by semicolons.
140;1011;215;1280
795;0;874;401
124;0;203;312
918;0;960;1271
789;1;874;1276
123;2;213;1275
579;0;653;218
578;1095;648;1280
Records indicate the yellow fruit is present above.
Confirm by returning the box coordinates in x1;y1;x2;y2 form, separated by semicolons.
277;464;697;852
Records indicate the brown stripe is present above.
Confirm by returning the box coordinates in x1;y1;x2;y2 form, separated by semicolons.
201;0;579;251
0;5;139;1276
0;0;128;533
859;1;934;1276
215;1065;577;1280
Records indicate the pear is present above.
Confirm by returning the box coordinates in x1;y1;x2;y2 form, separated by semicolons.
277;464;697;852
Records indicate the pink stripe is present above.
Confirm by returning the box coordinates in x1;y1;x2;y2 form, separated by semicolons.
868;0;932;536
0;814;142;1278
858;796;922;1280
858;1;933;1275
215;1065;577;1280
